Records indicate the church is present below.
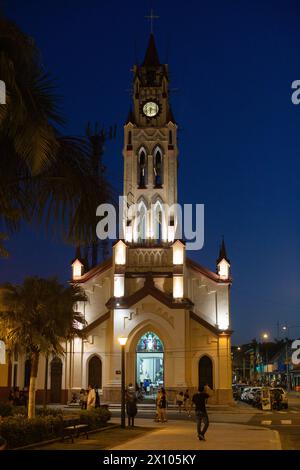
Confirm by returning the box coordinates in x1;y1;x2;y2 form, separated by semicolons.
0;34;233;405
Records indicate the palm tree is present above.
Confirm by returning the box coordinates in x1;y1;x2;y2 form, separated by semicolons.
0;277;87;419
0;15;114;255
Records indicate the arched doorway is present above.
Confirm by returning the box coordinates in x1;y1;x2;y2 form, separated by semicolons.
198;355;213;390
24;359;31;388
88;356;102;389
50;357;62;403
136;332;164;398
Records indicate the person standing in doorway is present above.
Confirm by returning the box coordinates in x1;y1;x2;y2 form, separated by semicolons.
183;389;191;417
157;387;167;423
176;391;184;414
192;385;209;441
87;384;96;410
126;383;138;427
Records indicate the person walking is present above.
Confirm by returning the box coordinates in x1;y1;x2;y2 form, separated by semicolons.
176;391;184;413
87;384;96;410
192;385;210;441
157;387;167;423
126;383;138;427
183;389;191;417
79;389;87;409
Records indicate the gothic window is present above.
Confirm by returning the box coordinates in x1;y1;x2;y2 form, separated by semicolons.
128;131;132;146
169;130;173;145
24;359;31;388
153;147;163;187
137;148;147;188
136;332;164;352
153;199;163;242
136;200;147;243
199;355;213;390
88;355;102;389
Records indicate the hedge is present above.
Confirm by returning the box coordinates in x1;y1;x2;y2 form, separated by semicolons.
0;406;111;449
0;415;63;449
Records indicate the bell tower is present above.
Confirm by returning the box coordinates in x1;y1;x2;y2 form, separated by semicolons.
123;34;178;244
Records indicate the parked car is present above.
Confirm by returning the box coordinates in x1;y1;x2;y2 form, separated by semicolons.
241;387;251;402
232;384;248;401
253;389;262;409
270;387;288;409
247;387;261;404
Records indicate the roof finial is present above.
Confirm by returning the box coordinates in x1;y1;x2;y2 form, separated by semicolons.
145;8;159;34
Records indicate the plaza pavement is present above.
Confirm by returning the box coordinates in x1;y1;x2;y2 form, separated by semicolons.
109;417;282;450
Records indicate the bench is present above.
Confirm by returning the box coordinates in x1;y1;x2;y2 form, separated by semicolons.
62;418;89;443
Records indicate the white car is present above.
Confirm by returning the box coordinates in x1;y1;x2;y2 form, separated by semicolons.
241;387;251;402
247;387;261;404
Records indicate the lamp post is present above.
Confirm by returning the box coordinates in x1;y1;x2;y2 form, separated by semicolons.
118;336;128;428
261;333;269;384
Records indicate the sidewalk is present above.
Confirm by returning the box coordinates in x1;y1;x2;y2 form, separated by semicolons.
110;418;281;450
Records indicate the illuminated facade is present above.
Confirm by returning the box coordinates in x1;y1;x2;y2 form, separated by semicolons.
0;34;233;404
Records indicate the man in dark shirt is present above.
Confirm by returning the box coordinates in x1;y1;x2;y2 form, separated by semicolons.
192;385;210;440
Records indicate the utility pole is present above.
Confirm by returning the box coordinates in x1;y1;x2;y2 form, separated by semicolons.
86;123;116;268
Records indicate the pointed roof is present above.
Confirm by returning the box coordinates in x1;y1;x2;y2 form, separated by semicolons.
71;246;84;265
217;237;230;265
143;34;160;66
167;105;176;124
125;107;135;124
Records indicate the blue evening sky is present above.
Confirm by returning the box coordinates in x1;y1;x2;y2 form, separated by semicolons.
1;0;300;343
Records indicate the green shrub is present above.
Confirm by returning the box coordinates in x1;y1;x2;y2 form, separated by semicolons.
0;406;110;448
0;402;13;417
0;415;63;449
80;406;111;429
36;407;63;417
12;406;27;416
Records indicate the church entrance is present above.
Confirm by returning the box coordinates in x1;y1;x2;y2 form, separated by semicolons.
136;332;164;399
199;355;213;390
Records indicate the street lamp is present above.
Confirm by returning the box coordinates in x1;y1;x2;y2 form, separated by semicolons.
261;333;269;383
118;336;128;428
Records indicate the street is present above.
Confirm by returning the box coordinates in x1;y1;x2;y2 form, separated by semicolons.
110;395;300;450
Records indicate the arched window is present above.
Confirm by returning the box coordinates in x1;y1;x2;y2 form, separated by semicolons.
24;359;31;388
153;147;163;187
88;356;102;389
128;131;132;146
169;130;173;145
136;200;147;243
152;199;164;242
198;355;213;390
137;148;147;188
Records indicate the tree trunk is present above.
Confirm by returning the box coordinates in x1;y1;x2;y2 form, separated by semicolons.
28;351;39;419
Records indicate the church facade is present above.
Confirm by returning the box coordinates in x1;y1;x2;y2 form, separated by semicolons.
0;35;233;405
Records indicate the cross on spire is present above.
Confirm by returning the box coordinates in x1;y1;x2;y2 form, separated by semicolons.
145;8;159;34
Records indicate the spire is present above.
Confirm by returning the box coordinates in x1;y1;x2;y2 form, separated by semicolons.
217;237;230;265
143;34;160;66
125;107;135;124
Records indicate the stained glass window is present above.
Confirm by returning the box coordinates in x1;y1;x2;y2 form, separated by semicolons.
136;332;164;352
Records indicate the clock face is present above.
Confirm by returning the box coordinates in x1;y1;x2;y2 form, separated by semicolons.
143;101;159;117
